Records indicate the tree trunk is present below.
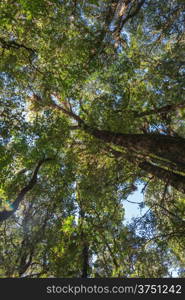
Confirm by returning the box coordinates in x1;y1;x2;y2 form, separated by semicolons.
81;244;89;278
83;125;185;193
84;125;185;165
50;102;185;193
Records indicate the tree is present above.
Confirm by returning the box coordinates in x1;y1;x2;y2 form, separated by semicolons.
0;0;185;277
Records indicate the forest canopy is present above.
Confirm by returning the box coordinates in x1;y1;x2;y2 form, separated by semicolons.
0;0;185;278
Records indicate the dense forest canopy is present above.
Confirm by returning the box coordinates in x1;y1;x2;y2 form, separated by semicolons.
0;0;185;278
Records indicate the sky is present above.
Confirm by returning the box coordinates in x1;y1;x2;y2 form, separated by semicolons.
123;184;148;224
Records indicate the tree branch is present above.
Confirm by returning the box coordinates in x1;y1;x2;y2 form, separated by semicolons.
49;101;84;125
0;37;35;55
0;158;52;223
133;101;185;118
113;0;145;41
139;161;185;194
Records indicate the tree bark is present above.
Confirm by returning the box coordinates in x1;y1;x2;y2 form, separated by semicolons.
84;125;185;165
81;244;89;278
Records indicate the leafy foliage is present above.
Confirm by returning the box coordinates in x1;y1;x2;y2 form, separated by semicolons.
0;0;185;277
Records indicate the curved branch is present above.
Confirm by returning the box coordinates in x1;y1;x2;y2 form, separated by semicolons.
0;37;35;55
0;158;52;223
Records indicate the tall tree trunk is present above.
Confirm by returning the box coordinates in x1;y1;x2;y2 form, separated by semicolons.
52;101;185;166
83;126;185;193
50;102;185;193
84;125;185;165
81;243;89;278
